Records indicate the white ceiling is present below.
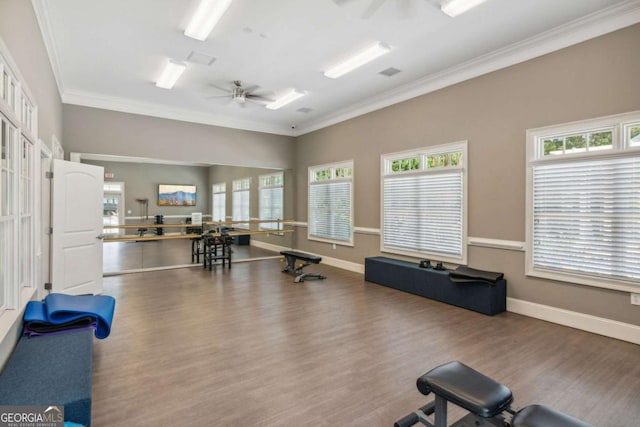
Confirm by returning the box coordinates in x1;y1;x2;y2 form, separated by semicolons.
34;0;640;136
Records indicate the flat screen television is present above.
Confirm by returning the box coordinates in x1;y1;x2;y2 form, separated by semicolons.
158;184;196;206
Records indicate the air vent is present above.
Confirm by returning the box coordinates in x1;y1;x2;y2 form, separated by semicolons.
379;67;402;77
297;107;313;113
187;51;216;66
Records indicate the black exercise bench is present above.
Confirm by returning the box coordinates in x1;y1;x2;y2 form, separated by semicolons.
280;251;326;283
395;360;593;427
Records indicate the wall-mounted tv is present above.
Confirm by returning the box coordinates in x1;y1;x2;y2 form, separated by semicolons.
158;184;196;206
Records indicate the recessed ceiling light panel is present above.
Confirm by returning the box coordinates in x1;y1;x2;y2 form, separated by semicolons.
324;42;391;79
155;59;187;89
441;0;489;17
184;0;233;41
266;89;307;110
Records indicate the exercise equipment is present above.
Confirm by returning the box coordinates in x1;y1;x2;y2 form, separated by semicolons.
280;250;326;282
203;232;233;269
394;361;593;427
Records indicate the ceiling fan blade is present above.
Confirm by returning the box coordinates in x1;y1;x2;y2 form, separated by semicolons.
246;93;274;102
242;84;260;94
362;0;387;18
205;94;231;100
209;84;232;94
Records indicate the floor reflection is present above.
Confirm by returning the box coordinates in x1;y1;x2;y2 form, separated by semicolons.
103;239;280;273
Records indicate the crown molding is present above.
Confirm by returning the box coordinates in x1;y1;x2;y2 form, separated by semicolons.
31;0;640;137
295;0;640;136
31;0;66;98
62;89;296;136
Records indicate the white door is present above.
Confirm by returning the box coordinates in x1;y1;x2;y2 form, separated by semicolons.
51;159;104;295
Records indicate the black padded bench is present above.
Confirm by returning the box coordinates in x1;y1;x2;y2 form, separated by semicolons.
280;251;326;283
395;360;593;427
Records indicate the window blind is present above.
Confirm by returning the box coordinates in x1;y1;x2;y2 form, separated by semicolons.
212;192;225;222
232;189;249;229
532;156;640;281
259;187;283;230
383;171;463;257
309;181;352;242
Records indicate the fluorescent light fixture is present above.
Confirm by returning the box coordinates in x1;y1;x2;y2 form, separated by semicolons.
184;0;233;41
155;59;187;89
441;0;489;17
323;42;391;79
265;89;306;110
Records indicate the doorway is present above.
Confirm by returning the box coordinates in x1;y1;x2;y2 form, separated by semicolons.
103;182;124;236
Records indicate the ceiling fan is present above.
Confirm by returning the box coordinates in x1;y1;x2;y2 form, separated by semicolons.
206;80;273;106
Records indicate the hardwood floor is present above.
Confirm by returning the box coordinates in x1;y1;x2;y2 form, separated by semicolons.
92;261;640;426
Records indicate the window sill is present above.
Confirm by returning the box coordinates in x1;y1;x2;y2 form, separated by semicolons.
308;235;354;247
526;268;639;294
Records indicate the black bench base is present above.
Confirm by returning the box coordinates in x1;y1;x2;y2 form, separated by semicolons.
280;251;326;283
364;257;506;315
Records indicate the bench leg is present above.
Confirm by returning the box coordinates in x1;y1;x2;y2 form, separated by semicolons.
434;395;447;427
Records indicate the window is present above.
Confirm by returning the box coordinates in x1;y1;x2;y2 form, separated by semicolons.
0;116;18;311
232;178;250;229
526;111;640;290
259;172;283;230
381;142;467;263
19;137;33;289
212;182;226;222
308;161;353;245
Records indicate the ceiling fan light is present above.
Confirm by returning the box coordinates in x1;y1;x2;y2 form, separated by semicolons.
266;89;306;110
323;42;391;79
155;59;187;89
184;0;233;41
441;0;489;17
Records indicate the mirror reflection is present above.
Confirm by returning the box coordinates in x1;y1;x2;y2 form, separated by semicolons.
80;156;294;274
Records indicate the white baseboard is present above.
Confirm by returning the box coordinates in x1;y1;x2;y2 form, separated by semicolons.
250;239;292;253
507;297;640;345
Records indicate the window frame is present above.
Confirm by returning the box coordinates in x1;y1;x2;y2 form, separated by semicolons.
211;182;226;223
258;172;284;231
525;110;640;293
307;160;354;246
380;142;468;264
232;177;250;230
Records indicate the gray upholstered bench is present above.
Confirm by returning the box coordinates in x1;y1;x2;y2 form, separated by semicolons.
0;330;93;426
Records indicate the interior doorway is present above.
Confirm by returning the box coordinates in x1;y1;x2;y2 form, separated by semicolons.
103;182;125;236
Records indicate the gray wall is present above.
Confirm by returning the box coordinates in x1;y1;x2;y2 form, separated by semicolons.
0;0;63;149
208;165;294;248
294;24;640;326
63;105;296;169
83;160;210;219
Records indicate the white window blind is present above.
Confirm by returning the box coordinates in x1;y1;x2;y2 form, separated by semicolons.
259;173;283;230
532;156;640;282
308;161;353;244
212;182;225;222
232;178;250;229
381;143;467;262
527;111;640;290
383;171;463;258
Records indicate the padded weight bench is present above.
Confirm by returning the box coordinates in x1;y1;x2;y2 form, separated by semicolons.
280;251;326;283
395;361;593;427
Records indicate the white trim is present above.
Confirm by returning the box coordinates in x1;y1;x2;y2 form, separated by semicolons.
125;214;212;220
62;89;295;137
0;287;37;370
507;297;640;345
103;256;281;276
250;239;291;253
31;0;65;97
467;237;525;252
353;227;380;235
296;1;640;136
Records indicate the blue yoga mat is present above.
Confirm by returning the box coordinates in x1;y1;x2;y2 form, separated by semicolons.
24;294;116;339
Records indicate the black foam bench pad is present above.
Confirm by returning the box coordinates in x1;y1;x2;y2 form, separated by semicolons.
512;405;594;427
417;361;513;418
280;251;321;264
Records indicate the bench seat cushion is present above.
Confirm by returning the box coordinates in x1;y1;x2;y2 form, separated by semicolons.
417;361;513;418
0;330;93;426
512;405;593;427
280;251;321;263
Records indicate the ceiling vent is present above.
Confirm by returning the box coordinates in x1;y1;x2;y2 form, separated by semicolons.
187;51;216;66
297;107;313;113
379;67;402;77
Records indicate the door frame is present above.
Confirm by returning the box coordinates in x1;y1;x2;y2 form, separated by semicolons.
35;139;52;299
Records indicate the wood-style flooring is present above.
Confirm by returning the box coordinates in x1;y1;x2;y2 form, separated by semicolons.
92;260;640;426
